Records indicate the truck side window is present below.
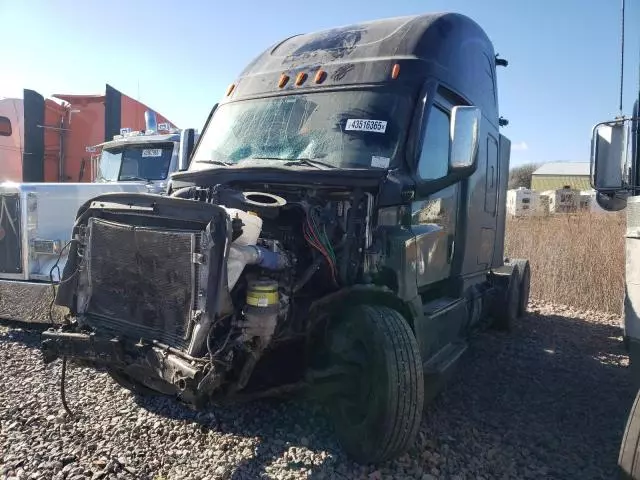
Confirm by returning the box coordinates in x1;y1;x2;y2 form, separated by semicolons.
0;116;11;136
417;106;450;180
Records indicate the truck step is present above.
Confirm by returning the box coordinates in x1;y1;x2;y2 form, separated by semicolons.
423;341;468;376
422;296;461;316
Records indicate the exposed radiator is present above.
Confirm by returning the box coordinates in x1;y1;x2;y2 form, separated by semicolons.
0;194;22;274
83;217;200;350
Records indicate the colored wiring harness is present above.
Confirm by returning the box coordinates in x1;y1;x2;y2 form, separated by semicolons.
303;206;338;285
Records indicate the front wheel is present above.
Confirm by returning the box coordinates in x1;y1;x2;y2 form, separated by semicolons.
317;304;424;464
619;388;640;479
491;264;521;331
508;259;531;318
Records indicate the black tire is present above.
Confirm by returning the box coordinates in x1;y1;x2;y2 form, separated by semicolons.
321;304;424;464
493;264;520;331
510;259;531;318
619;388;640;479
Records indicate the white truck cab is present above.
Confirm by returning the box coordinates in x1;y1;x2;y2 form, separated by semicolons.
0;119;198;324
93;123;199;195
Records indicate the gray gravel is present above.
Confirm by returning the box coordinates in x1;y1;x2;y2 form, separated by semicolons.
0;302;636;480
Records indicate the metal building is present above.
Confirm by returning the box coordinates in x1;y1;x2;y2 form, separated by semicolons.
531;162;590;191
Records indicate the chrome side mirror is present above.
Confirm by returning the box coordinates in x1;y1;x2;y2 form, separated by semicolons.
591;120;629;190
450;105;481;172
590;118;632;211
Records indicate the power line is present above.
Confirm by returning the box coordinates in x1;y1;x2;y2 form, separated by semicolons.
619;0;626;115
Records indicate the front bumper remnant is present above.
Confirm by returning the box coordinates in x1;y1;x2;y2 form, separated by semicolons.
41;329;129;365
41;328;208;400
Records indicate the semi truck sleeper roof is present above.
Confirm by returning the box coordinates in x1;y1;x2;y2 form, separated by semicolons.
226;13;502;126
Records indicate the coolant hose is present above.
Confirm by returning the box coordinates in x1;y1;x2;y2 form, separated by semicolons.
227;244;289;289
229;244;288;270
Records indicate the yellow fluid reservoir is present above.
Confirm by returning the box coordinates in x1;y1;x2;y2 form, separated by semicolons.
246;279;279;308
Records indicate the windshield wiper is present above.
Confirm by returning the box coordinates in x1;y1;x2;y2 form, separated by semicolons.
282;158;336;170
196;160;233;166
120;176;151;182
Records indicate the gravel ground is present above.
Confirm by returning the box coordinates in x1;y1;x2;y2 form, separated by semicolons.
0;301;636;480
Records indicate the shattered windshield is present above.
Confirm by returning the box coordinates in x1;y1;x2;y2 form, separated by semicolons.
95;142;174;182
191;90;411;170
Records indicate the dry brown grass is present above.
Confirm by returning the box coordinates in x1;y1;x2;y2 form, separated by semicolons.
504;212;626;314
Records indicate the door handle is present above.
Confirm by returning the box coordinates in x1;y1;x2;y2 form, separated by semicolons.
447;235;455;263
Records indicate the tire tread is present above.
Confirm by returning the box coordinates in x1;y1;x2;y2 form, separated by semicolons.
359;305;424;462
620;389;640;479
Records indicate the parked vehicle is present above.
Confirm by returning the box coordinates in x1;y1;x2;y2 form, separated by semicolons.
0;116;198;323
0;181;147;323
92;111;199;194
41;12;529;464
590;89;640;478
0;85;176;183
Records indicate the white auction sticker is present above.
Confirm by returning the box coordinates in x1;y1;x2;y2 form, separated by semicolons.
371;156;390;168
141;149;162;157
345;119;387;133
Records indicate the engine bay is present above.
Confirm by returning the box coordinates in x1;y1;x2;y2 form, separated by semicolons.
169;183;375;396
45;183;376;401
173;183;373;343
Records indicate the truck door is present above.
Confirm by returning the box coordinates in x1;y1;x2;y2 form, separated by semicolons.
476;134;499;268
412;97;459;289
485;135;498;216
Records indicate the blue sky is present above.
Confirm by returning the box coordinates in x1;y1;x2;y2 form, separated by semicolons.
1;0;639;167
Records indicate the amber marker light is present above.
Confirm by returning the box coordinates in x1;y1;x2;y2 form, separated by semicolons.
391;63;401;79
295;72;307;86
278;74;290;88
314;70;327;84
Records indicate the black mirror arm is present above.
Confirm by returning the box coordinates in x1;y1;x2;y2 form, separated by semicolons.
414;165;476;197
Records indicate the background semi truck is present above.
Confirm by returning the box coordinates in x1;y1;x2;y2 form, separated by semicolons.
42;12;529;464
588;2;640;475
591;91;640;479
0;85;177;183
92;111;199;194
0;115;198;324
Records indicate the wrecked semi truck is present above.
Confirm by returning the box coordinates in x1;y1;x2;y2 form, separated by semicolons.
41;13;529;463
0;115;197;323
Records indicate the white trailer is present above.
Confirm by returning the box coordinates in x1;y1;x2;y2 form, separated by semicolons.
579;190;592;210
506;187;546;217
579;189;613;214
540;187;580;214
